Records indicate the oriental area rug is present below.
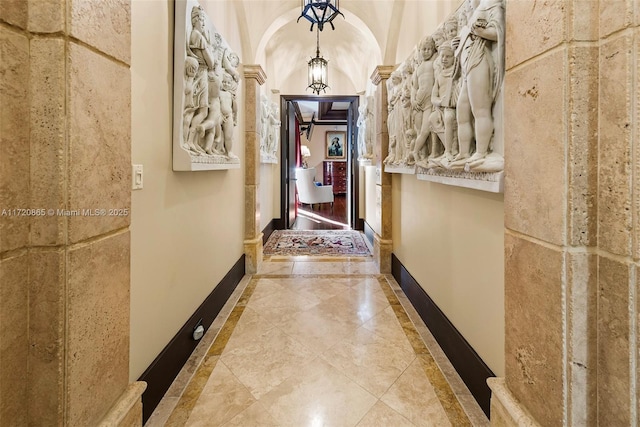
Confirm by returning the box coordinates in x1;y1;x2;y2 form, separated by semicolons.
263;230;371;256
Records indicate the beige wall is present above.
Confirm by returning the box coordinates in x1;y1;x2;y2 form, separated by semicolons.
130;1;245;380
260;163;279;230
392;176;505;376
306;124;348;172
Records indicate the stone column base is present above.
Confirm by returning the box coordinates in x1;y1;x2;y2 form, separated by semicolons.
487;378;541;427
373;234;392;273
244;234;264;274
98;381;147;427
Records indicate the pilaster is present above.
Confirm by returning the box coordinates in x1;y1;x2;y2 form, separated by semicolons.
243;64;267;274
370;65;395;273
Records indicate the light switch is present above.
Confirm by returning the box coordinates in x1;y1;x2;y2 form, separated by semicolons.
132;164;143;190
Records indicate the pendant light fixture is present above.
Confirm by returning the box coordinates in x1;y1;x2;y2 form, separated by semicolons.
298;0;344;31
307;28;329;95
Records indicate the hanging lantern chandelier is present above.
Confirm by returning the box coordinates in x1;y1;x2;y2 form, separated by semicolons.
307;28;329;95
298;0;344;31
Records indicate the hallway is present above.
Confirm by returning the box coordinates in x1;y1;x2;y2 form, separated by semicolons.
146;255;488;426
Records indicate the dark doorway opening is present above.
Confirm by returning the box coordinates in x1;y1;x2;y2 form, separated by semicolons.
279;95;362;232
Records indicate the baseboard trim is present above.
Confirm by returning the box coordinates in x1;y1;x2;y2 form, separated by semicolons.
138;255;246;423
262;219;276;245
363;222;374;246
391;254;494;418
273;218;285;231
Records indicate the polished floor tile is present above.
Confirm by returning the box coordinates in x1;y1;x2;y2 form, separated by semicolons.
149;255;488;427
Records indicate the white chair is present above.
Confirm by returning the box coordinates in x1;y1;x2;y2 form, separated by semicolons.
295;167;334;210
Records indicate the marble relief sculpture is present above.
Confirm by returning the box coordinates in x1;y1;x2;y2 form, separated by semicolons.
260;95;280;164
173;1;241;170
449;0;504;172
357;95;375;161
382;0;504;192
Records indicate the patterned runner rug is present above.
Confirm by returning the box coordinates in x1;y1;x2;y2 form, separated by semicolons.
263;230;371;256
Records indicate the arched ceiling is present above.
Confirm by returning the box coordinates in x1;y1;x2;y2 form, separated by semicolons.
263;8;381;93
217;1;462;95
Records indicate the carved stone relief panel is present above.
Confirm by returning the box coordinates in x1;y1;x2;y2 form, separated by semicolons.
384;0;505;193
357;95;375;162
259;94;280;164
173;0;241;171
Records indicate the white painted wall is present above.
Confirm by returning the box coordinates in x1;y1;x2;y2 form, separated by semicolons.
129;1;245;380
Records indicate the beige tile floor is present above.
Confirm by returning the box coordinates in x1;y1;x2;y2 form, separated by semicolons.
146;256;489;427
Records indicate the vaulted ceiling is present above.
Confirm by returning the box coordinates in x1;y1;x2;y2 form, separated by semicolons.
204;1;461;95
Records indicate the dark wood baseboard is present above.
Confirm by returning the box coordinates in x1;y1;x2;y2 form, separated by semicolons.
391;254;494;418
273;218;285;231
138;255;246;423
262;219;276;245
354;218;365;231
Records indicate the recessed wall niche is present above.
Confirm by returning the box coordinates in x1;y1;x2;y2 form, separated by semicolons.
173;0;241;171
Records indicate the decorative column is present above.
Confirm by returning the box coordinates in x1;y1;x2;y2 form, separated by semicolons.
491;1;639;426
0;0;144;425
370;66;396;273
243;65;267;274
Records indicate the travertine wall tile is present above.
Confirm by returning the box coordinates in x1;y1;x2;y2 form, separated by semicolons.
599;0;633;38
504;50;566;246
0;254;29;425
243;78;259;134
380;183;392;239
67;232;130;427
245;131;259;186
598;34;632;256
28;249;65;425
569;0;599;41
0;0;28;28
30;37;66;246
28;0;65;33
634;28;640;260
566;251;597;426
372;71;392;187
567;46;598;247
597;255;631;425
244;185;259;239
505;0;565;69
69;0;131;64
67;42;131;243
0;27;30;253
504;234;563;426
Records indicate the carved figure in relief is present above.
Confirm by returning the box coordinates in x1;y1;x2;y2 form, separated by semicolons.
196;71;223;154
182;57;200;146
450;0;504;172
267;101;281;158
383;71;403;165
364;96;375;159
357;96;375;160
185;6;215;154
218;72;238;159
406;36;436;166
357;102;367;159
427;41;460;168
259;95;270;154
181;5;240;163
444;17;459;40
